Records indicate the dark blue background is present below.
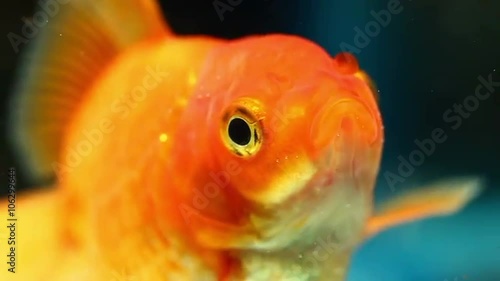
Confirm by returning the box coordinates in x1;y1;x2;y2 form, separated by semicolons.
1;0;499;280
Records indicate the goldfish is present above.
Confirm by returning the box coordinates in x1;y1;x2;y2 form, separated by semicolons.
0;0;482;280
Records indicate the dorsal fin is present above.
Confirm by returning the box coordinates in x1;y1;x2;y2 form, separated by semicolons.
8;0;172;183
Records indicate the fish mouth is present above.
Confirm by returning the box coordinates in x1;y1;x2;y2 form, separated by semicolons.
245;166;370;252
244;96;382;250
309;93;383;190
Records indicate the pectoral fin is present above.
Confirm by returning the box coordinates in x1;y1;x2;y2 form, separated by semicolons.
365;177;483;238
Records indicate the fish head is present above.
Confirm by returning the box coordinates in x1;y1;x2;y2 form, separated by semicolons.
173;34;383;252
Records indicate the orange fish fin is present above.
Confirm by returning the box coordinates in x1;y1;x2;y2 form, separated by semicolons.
8;0;172;182
364;177;483;238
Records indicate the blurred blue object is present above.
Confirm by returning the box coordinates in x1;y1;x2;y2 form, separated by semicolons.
349;179;500;281
300;0;500;280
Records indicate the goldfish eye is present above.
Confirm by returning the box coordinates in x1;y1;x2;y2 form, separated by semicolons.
221;99;264;157
228;117;252;146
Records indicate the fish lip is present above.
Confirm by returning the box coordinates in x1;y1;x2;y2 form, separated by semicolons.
245;168;365;251
309;93;382;194
259;161;339;213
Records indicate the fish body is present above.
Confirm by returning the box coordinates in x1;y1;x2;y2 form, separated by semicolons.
0;0;481;280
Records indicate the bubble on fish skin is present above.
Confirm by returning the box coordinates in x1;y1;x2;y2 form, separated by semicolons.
159;133;168;142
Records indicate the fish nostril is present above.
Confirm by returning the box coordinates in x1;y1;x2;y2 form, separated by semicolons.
332;52;359;75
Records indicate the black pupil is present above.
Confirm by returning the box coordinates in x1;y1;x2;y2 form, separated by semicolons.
228;118;251;146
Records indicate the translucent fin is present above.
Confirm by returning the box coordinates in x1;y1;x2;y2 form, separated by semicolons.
8;0;171;182
365;177;484;237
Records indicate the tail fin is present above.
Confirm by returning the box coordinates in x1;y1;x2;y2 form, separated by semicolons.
8;0;172;182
